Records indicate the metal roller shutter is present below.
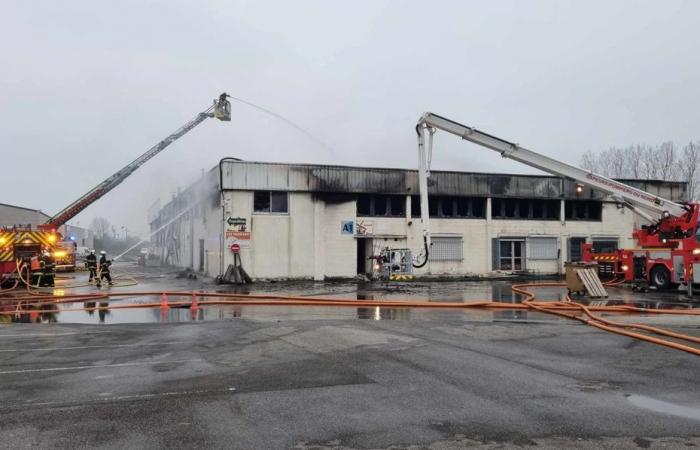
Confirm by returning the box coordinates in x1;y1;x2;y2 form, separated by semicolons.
431;236;463;261
527;237;558;260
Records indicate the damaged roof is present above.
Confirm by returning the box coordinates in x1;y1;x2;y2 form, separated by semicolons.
218;160;687;202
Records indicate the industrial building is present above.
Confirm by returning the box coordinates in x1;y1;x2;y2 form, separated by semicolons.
0;202;94;248
149;159;687;280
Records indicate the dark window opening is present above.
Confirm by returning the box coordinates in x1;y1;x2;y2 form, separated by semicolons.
472;198;485;217
389;196;405;217
254;191;288;213
504;199;517;217
545;201;560;220
428;197;439;217
253;191;270;212
270;192;288;213
456;198;470;217
492;198;560;220
357;194;405;217
374;195;388;216
411;196;421;217
440;197;455;217
357;195;371;215
412;195;486;219
565;200;602;221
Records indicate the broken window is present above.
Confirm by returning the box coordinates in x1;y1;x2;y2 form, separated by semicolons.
491;198;560;220
411;196;486;219
253;191;288;213
389;196;405;217
356;194;406;217
565;200;602;221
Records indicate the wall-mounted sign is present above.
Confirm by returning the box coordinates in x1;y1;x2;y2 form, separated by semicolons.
226;230;251;240
356;220;373;236
341;220;354;235
227;217;247;227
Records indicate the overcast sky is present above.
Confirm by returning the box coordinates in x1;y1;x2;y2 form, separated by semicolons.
2;0;699;236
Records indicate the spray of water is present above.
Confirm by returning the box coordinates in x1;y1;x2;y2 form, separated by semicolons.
114;205;194;261
228;95;337;156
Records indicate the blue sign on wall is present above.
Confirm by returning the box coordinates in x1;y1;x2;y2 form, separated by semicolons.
341;220;354;235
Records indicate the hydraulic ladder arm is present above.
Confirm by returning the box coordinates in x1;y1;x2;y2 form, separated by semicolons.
40;93;232;231
413;112;690;264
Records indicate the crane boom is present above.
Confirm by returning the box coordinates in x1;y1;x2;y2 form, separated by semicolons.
417;113;686;218
41;94;231;230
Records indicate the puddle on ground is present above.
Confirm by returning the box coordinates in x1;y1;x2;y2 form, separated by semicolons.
2;270;700;324
627;394;700;422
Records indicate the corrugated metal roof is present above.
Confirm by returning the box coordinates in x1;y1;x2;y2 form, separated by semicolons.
219;160;687;201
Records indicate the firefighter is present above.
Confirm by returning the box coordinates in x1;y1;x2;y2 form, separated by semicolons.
86;249;97;283
39;251;55;287
96;251;113;287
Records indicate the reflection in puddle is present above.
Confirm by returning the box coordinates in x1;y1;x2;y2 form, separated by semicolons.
627;394;700;421
2;279;699;325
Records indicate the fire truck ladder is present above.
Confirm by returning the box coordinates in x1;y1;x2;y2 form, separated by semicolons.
41;94;232;230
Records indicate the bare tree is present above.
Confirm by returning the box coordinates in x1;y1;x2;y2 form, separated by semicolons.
657;141;676;181
641;145;660;180
580;150;599;173
677;141;700;200
627;145;645;179
90;217;111;239
606;147;627;178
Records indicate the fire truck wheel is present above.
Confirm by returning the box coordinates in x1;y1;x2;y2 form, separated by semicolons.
650;266;671;290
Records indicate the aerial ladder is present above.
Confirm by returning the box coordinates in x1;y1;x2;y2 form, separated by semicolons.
1;93;231;286
413;112;700;291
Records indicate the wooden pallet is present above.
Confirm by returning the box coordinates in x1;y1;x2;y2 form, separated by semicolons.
575;268;608;298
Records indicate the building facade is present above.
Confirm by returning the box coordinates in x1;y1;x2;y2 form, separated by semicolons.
149;159;687;280
0;203;50;228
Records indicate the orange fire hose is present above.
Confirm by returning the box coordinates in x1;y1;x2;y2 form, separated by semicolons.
3;277;700;357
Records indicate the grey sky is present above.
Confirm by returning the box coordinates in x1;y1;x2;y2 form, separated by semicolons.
2;0;699;236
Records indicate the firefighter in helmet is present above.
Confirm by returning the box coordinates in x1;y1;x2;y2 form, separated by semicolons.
86;249;97;283
96;251;113;287
40;251;55;287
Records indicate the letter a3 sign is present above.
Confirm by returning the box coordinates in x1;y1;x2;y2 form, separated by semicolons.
341;220;354;235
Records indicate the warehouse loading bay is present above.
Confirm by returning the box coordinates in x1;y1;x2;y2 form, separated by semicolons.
0;261;699;449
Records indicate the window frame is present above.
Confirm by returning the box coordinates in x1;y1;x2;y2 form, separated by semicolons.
253;191;289;215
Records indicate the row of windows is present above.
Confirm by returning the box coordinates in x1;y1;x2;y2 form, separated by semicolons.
357;194;602;221
249;192;603;222
491;198;560;220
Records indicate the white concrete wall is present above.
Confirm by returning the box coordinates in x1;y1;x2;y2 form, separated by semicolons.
172;190;643;280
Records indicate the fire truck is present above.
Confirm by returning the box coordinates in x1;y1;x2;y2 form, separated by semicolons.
411;113;699;293
0;226;59;285
1;93;231;287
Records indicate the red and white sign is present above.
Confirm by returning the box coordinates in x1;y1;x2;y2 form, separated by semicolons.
226;230;250;240
230;243;241;253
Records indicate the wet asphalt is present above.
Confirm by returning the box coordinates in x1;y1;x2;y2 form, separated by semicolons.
0;263;699;449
